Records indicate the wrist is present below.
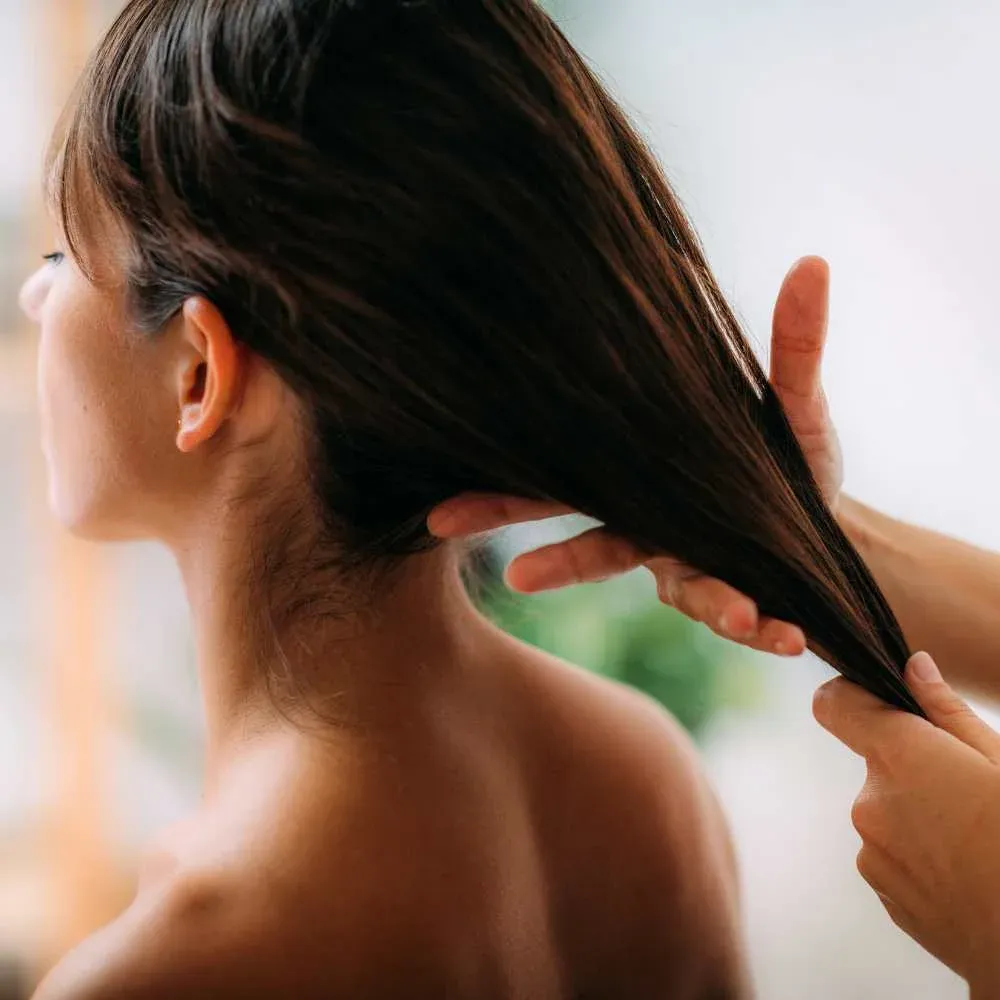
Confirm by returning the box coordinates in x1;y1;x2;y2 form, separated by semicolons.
836;495;876;558
969;969;1000;1000
968;933;1000;999
826;490;842;521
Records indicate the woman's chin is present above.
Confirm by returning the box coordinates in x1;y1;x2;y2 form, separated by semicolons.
47;488;128;542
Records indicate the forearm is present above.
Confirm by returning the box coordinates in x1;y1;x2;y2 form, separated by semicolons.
839;496;1000;702
969;967;1000;1000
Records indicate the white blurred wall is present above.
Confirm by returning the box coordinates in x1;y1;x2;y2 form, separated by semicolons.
568;0;1000;541
0;3;44;215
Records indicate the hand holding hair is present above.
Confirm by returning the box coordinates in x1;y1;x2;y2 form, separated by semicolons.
429;255;839;660
814;654;1000;995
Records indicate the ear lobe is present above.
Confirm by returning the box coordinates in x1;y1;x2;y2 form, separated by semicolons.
175;298;242;452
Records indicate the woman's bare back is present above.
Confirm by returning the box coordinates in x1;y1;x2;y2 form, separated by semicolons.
34;632;749;1000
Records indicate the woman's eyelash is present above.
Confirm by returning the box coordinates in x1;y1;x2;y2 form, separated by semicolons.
42;252;64;265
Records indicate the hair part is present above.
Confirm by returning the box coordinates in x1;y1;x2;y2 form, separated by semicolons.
52;0;920;713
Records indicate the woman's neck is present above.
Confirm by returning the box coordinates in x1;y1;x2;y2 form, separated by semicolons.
170;518;486;795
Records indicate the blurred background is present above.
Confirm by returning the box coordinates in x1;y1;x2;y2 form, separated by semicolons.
0;0;994;995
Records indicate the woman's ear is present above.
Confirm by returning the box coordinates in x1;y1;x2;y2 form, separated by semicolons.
175;297;244;453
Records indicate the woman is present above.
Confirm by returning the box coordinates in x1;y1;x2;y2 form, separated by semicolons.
20;1;913;997
440;256;1000;994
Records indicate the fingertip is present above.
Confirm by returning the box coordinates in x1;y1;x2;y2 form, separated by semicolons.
779;255;819;288
794;254;830;276
504;556;551;594
426;506;458;537
761;623;806;657
428;496;484;537
906;651;942;685
502;559;527;592
784;627;808;656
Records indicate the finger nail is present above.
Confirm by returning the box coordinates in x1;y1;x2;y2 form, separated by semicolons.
909;651;942;684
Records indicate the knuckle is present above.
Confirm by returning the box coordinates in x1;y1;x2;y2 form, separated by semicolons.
567;530;633;584
562;539;587;585
855;847;874;885
930;693;972;722
870;749;897;777
677;594;707;624
606;535;641;574
811;680;838;725
655;572;681;609
850;794;884;844
864;738;898;775
855;847;886;896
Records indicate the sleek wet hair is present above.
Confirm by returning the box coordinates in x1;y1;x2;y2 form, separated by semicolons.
51;0;920;713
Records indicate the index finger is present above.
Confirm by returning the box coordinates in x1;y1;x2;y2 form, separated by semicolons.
427;493;574;537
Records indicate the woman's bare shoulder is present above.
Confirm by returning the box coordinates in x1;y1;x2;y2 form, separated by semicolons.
31;875;254;1000
504;639;714;795
31;649;750;1000
500;642;752;998
31;863;448;1000
30;722;523;1000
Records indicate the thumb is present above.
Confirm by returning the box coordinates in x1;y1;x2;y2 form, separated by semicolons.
906;651;1000;758
770;256;829;403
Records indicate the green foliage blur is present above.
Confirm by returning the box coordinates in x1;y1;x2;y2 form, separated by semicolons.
473;538;763;739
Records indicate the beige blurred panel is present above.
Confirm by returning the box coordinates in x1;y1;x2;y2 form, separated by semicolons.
30;0;127;972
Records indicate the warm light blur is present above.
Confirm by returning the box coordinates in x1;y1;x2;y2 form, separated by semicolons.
0;0;991;996
0;1;203;992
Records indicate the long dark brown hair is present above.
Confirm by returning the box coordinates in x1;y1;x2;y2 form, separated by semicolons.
52;0;919;714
